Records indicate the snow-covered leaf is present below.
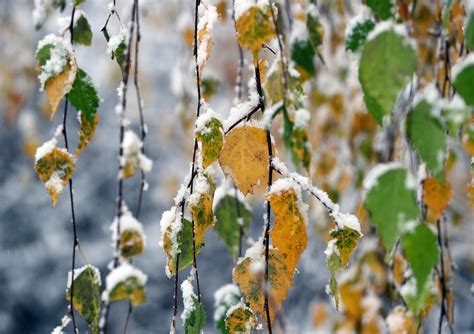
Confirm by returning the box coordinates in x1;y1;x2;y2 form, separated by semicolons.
196;111;223;168
104;263;147;306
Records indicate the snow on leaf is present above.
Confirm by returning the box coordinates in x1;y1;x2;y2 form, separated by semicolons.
233;241;292;323
113;210;146;259
406;99;447;179
364;167;420;252
197;1;218;74
386;306;417;334
213;284;241;333
267;180;308;276
224;302;257;334
235;3;275;55
359;26;417;125
65;265;101;334
219;125;274;195
181;277;206;334
75;112;98;156
103;263;147;306
35;145;75;206
120;130;153;179
189;171;216;248
196;110;224;168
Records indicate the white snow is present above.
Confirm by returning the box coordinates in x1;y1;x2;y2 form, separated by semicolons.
331;211;362;234
451;53;474;81
234;0;269;20
103;263;147;301
188;173;210;206
107;28;128;57
324;239;339;257
213;284;241;322
195;107;221;134
224;91;260;131
159;207;183;277
363;162;402;191
121;130;153;177
212;179;250;211
35;137;57;163
262;100;283;130
45;172;65;194
67;264;101;290
197;1;218;70
51;315;71;334
238;237;264;265
181;278;197;323
367;21;416;50
33;0;49;28
386;306;410;333
294;109;310;129
36;34;72;90
290;20;308;44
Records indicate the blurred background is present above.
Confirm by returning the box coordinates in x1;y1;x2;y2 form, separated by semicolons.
0;0;473;333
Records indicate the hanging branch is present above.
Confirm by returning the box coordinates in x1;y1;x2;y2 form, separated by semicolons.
231;0;245;101
99;2;138;333
63;5;79;333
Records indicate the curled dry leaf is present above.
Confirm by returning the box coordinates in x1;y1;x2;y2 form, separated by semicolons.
45;56;77;119
219;125;274;195
423;177;452;220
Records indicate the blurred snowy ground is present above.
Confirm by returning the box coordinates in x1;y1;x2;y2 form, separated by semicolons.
0;1;472;333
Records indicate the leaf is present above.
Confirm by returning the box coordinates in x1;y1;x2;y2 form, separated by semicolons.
196;116;224;168
452;59;474;107
291;37;315;79
107;264;147;306
66;265;101;334
66;68;99;124
406;100;447;179
201;76;219;100
197;3;218;74
307;12;324;49
46;61;77;119
225;303;257;333
363;0;392;20
364;167;420;252
325;226;362;309
423;177;452;219
184;297;206;334
73;14;93;46
114;42;128;74
236;5;275;54
359;28;417;124
345;19;375;52
402;224;439;296
76;112;98;156
35;147;76;206
464;11;474;51
214;284;242;333
401;277;436;317
189;173;216;248
233;245;291;322
219;125;274;195
73;0;87;5
214;194;253;260
120;229;145;258
267;184;307;276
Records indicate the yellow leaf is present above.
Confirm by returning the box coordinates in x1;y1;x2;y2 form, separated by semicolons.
219;125;274;195
35;146;75;206
339;277;364;320
236;5;275;54
267;184;307;276
224;303;257;333
386;306;417;334
392;253;407;287
189;172;216;247
423;177;452;219
45;59;77;119
75;112;98;156
233;244;291;322
329;226;362;269
120;229;145;258
197;3;218;74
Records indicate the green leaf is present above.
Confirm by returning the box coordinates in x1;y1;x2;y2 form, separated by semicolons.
406;99;447;179
184;297;207;334
66;265;101;334
444;97;471;135
363;0;392;20
214;194;253;260
364;167;420;252
37;44;54;66
114;42;128;74
196;116;224;168
346;19;375;52
291;38;316;78
177;218;202;272
453;60;474;107
359;29;417;124
73;14;93;46
306;13;323;49
402;224;439;295
73;0;86;6
401;277;436;316
66;68;99;124
464;12;474;50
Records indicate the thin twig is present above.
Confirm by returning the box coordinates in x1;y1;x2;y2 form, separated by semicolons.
64;5;78;333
